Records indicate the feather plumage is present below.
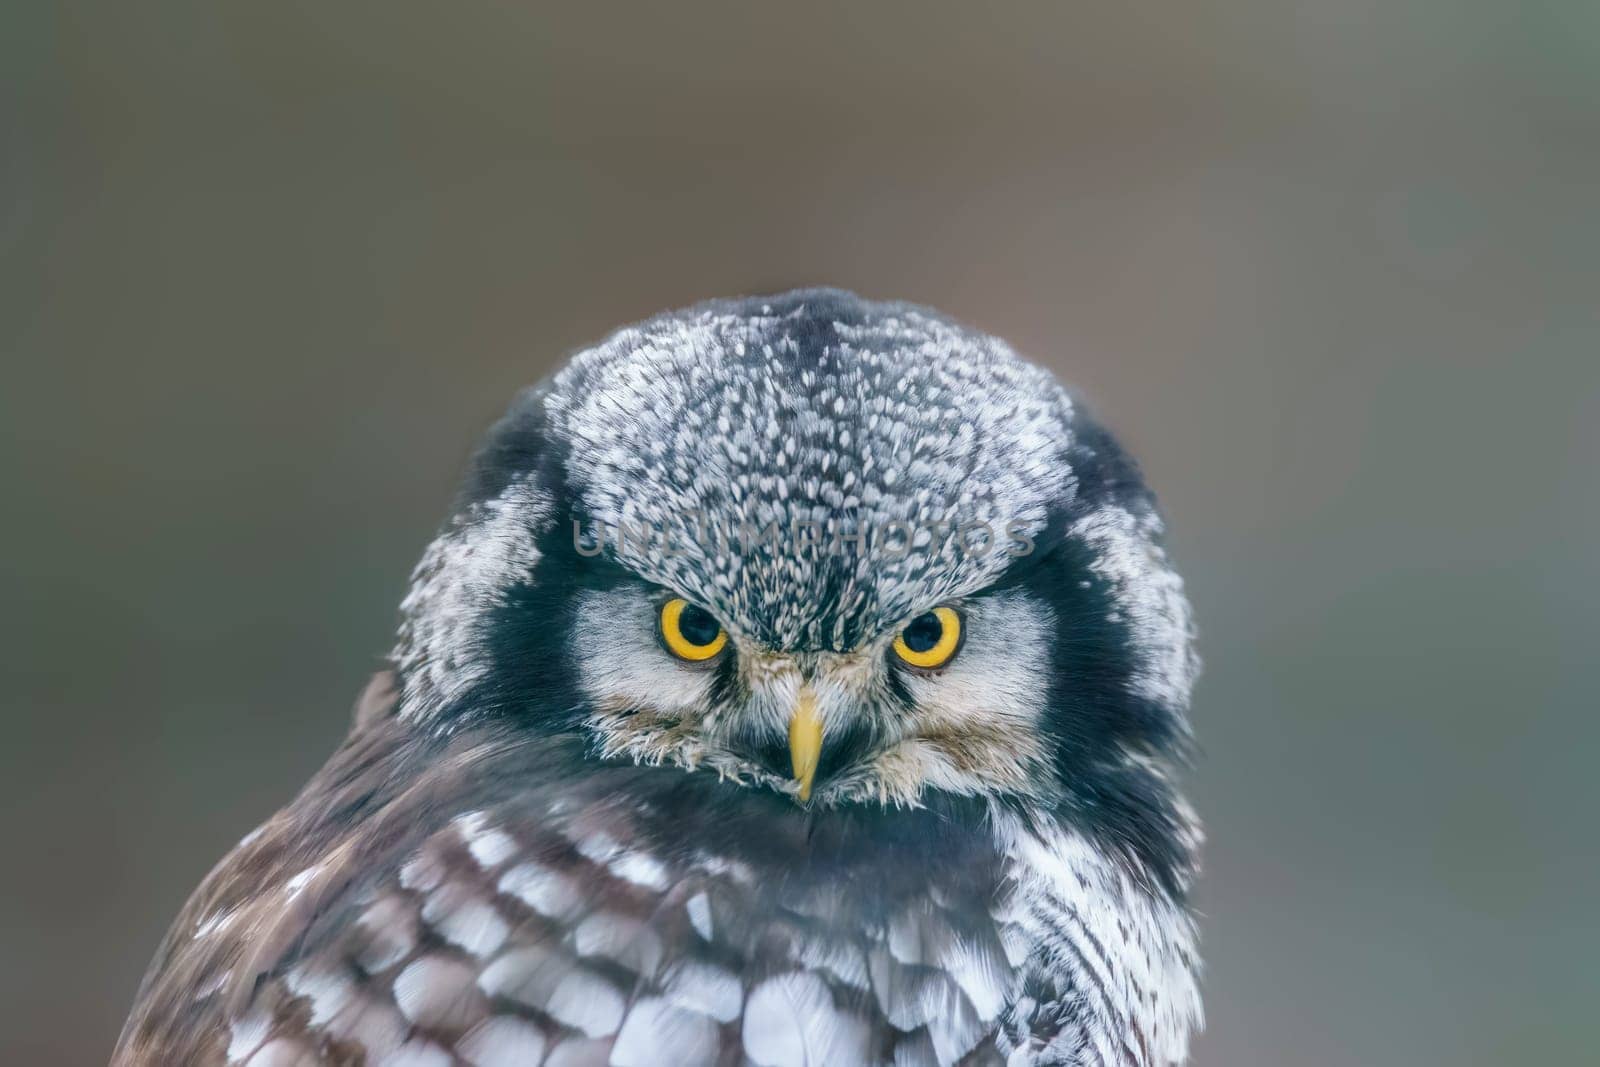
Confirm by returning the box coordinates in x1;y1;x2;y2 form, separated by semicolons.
118;291;1201;1065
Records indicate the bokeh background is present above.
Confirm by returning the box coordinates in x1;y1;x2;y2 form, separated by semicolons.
4;3;1597;1063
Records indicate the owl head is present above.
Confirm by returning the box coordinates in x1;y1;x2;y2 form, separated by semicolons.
393;290;1198;891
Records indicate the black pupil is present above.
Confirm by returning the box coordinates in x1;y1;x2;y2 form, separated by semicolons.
902;611;944;653
678;604;721;647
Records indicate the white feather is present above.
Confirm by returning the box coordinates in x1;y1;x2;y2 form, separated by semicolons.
392;955;480;1029
497;862;584;920
456;1017;547;1067
686;891;714;940
544;968;625;1038
661;959;743;1023
742;971;871;1067
611;997;720;1065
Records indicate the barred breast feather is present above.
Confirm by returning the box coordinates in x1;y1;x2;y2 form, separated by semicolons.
115;678;1197;1067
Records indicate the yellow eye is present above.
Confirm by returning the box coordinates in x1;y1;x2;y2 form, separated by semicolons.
891;606;963;670
659;597;728;662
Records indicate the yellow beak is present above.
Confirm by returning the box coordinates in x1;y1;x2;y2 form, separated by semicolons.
788;687;824;802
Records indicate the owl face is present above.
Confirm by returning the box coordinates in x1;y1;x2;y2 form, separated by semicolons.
568;582;1058;805
395;290;1197;884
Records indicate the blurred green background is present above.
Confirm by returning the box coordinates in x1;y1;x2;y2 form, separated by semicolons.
3;3;1596;1063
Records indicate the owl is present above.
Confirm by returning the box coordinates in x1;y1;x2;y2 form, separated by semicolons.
116;290;1202;1066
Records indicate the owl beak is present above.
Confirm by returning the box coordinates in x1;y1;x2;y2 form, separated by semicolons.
788;687;824;803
